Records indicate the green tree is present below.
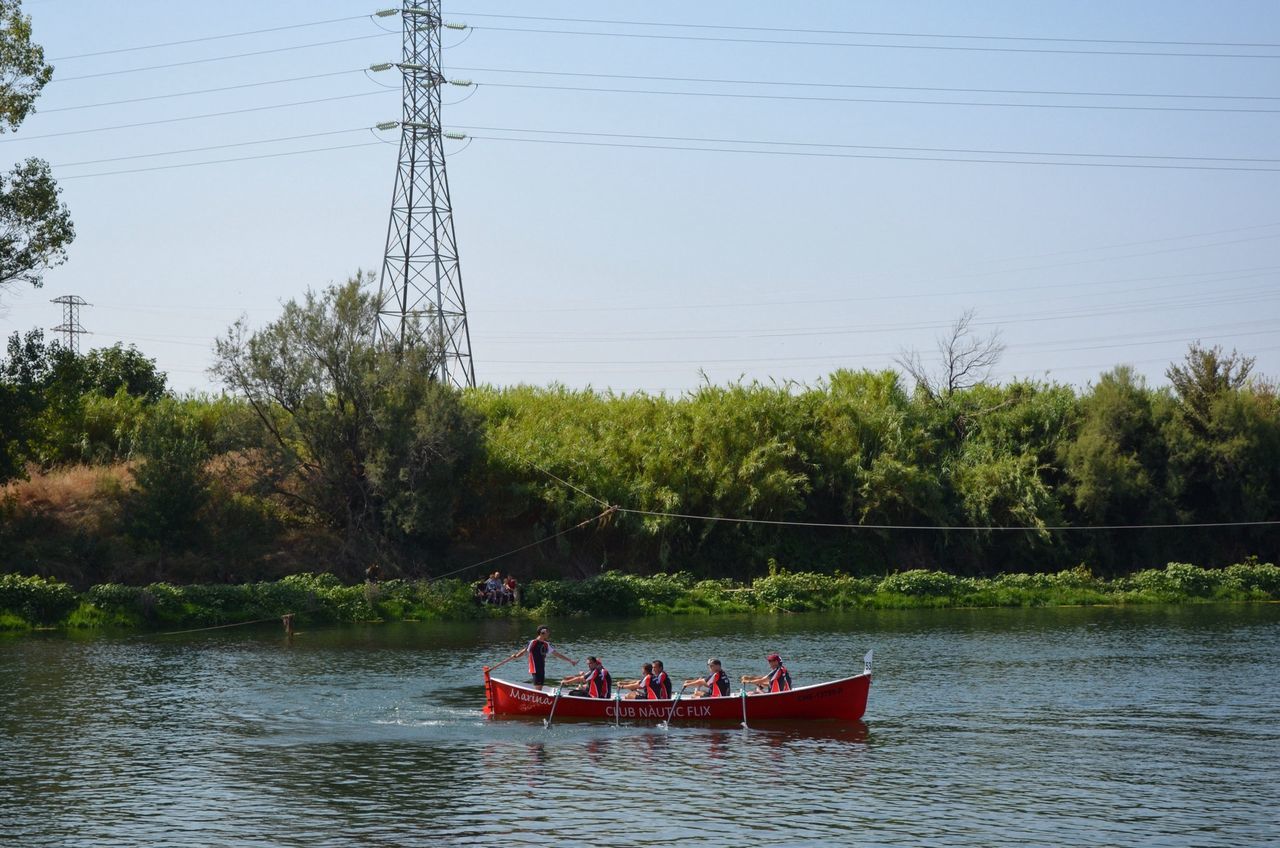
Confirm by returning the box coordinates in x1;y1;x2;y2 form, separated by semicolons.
1166;342;1255;436
1;1;74;290
125;407;212;551
1063;366;1168;523
81;343;168;401
212;272;482;563
0;327;51;479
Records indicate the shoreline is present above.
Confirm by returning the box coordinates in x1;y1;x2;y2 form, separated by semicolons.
2;560;1278;632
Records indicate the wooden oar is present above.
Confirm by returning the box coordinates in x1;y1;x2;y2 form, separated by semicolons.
658;685;687;731
543;685;565;730
489;653;521;673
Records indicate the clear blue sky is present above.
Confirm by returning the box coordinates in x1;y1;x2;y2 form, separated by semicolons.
2;0;1278;394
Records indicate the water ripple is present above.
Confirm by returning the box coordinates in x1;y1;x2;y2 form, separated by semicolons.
2;604;1278;846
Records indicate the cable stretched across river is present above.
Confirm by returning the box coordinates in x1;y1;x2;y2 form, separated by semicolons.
508;461;1279;532
613;506;1280;532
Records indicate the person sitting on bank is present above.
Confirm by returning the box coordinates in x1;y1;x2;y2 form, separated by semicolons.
649;660;672;699
562;656;612;698
742;652;792;694
506;625;576;690
684;658;731;698
617;663;654;700
483;571;505;604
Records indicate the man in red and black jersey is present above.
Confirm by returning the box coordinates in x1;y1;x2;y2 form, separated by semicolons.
648;660;672;699
505;625;576;690
684;658;731;698
742;652;792;694
563;656;612;698
618;663;654;700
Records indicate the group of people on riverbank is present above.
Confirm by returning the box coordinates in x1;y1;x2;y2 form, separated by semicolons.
474;572;519;606
503;625;793;699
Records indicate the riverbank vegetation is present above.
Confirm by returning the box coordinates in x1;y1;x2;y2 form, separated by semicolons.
2;560;1277;632
3;277;1279;591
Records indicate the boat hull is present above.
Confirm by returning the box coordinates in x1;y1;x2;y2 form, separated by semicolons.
484;671;871;723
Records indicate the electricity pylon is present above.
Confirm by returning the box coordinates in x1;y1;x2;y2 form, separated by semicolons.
51;294;90;354
373;0;475;388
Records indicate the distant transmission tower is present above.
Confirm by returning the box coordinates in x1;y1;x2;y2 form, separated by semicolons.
374;0;476;388
51;295;90;354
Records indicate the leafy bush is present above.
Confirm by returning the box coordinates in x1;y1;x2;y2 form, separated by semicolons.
1222;558;1280;595
749;568;876;611
1126;563;1223;598
877;569;962;597
0;573;78;624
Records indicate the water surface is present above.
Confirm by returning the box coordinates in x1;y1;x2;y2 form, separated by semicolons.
3;604;1278;846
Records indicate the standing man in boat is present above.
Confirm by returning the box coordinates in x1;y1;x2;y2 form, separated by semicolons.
684;658;731;698
561;656;612;698
742;652;792;693
506;625;576;690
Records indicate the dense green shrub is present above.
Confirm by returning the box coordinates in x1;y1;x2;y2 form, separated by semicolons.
1126;563;1224;598
0;573;78;624
1223;558;1280;594
877;569;962;597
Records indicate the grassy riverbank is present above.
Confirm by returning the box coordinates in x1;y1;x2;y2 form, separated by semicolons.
2;560;1277;632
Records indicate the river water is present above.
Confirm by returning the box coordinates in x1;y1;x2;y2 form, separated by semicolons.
2;604;1278;847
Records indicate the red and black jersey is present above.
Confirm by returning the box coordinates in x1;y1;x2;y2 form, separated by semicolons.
586;665;612;698
767;664;792;692
706;669;730;697
526;639;549;675
647;671;672;699
634;674;652;699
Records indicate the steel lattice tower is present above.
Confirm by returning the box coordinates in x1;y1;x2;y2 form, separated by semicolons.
374;0;475;388
51;294;89;354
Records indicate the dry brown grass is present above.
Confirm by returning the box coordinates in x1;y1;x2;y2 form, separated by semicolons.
2;463;134;526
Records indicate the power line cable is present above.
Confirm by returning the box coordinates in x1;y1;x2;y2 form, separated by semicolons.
472;288;1280;358
40;69;367;113
467;24;1280;60
50;14;375;60
472;80;1280;114
2;90;394;144
453;124;1280;164
452;64;1280;103
50;127;373;168
47;33;394;83
451;11;1280;50
462;132;1280;173
476;266;1280;316
56;140;386;181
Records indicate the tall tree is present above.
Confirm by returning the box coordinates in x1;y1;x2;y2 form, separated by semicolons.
213;273;482;562
1;0;74;290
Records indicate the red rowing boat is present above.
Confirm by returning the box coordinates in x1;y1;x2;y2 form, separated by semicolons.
483;651;872;723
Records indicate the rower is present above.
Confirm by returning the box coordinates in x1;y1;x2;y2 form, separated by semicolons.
648;660;672;699
742;652;792;694
617;662;654;700
506;625;576;690
684;658;731;698
562;656;612;698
